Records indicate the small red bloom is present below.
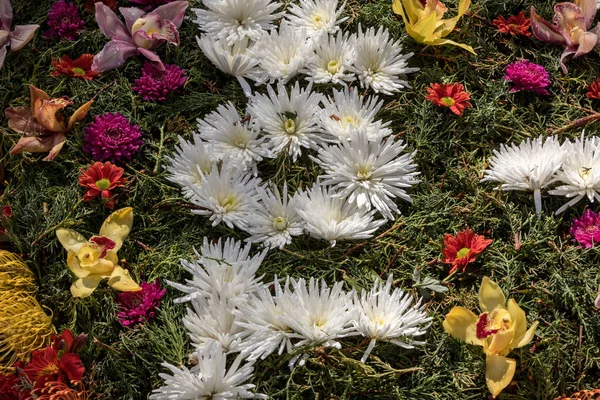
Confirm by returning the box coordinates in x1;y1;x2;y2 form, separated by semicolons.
425;83;472;116
586;78;600;100
0;205;12;236
442;228;493;275
78;162;127;209
492;11;531;37
83;0;117;11
51;55;100;81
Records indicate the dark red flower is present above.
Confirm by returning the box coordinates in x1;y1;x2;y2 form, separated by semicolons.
51;55;100;80
78;162;127;209
492;11;531;37
0;205;12;236
0;362;29;400
83;0;117;11
425;83;472;116
442;228;493;275
586;78;600;100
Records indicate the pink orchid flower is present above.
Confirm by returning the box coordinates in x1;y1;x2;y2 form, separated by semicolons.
92;1;188;73
531;0;600;73
0;0;39;69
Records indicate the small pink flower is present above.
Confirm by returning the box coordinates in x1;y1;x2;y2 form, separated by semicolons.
570;209;600;248
504;60;551;95
117;280;166;327
132;61;187;101
44;0;84;41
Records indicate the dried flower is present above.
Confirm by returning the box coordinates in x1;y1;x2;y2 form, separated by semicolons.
83;113;144;163
132;62;187;101
78;162;127;209
0;0;39;70
425;83;472;116
492;11;531;37
442;228;493;275
44;0;84;41
586;77;600;100
117;280;166;327
570;209;600;248
503;60;551;95
51;54;100;80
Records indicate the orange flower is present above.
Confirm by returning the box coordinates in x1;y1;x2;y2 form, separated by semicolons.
492;11;531;37
51;55;100;81
586;78;600;100
78;162;126;209
425;83;472;116
442;228;493;275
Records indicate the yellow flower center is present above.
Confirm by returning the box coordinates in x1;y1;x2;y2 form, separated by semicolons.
284;118;296;135
72;67;86;76
39;363;60;377
456;247;470;258
327;60;341;74
272;216;288;231
441;97;455;107
356;165;372;181
95;178;111;191
222;194;238;211
579;167;592;180
313;15;326;28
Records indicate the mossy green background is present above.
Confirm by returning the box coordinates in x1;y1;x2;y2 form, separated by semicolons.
2;0;600;398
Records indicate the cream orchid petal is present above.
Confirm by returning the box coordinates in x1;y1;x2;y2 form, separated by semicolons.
513;321;538;349
108;266;141;292
485;355;516;398
506;299;527;345
99;207;133;252
56;229;88;253
443;306;483;346
70;275;104;298
67;251;90;278
479;277;506;313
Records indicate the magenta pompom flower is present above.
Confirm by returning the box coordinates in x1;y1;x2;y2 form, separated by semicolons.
570;209;600;248
84;113;144;163
503;60;551;95
132;62;187;101
117;280;166;328
44;0;84;41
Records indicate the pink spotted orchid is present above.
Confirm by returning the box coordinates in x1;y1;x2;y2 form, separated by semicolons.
0;0;39;69
531;0;600;73
92;1;188;72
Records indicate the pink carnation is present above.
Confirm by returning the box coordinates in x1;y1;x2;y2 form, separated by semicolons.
44;0;84;41
84;113;144;163
503;60;551;95
132;62;187;101
570;209;600;248
117;280;166;328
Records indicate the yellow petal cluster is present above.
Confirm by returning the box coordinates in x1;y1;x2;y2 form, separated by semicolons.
443;277;538;398
56;207;141;298
392;0;475;54
0;250;37;294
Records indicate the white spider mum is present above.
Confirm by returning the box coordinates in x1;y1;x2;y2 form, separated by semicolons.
192;0;283;45
481;135;568;216
243;183;305;249
285;0;348;39
150;341;267;400
247;82;324;161
312;129;420;220
353;275;431;363
196;35;262;95
549;135;600;214
168;237;267;304
186;161;260;229
197;102;272;175
165;135;216;199
296;183;386;246
303;31;356;85
250;22;314;84
349;25;418;95
320;87;392;141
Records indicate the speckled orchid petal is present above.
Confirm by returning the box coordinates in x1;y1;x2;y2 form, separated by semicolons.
152;1;188;28
92;39;137;72
108;266;141;292
530;7;568;46
554;3;586;45
99;207;133;252
9;24;39;51
485;355;516;398
119;7;146;31
577;0;597;29
56;229;88;252
0;0;12;30
137;47;165;71
131;13;179;49
575;31;598;57
95;3;131;42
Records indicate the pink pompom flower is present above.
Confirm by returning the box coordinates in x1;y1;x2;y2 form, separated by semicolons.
44;0;84;41
132;61;187;101
84;113;144;163
503;60;551;95
116;280;166;328
570;209;600;248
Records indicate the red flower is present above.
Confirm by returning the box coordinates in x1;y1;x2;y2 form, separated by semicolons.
83;0;117;11
78;162;127;209
442;228;493;275
0;362;29;400
425;83;472;116
51;55;100;80
586;78;600;100
492;11;531;37
0;205;12;236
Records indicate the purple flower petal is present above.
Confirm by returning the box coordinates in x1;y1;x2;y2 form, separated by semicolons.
530;6;568;46
119;6;147;32
95;2;131;42
92;39;137;72
152;1;188;28
137;47;164;71
9;24;39;51
0;0;12;31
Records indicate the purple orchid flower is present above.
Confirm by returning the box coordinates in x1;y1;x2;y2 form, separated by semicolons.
0;0;39;69
92;1;188;73
531;0;600;73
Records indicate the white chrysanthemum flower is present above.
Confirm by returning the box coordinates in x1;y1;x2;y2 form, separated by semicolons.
186;161;260;229
247;82;324;161
296;183;386;246
549;135;600;214
150;341;267;400
353;275;431;363
320;87;392;141
192;0;283;45
168;237;267;304
165;135;216;199
303;31;356;85
481;135;567;216
312;129;420;220
243;183;305;249
349;25;418;95
250;22;314;84
197;102;272;175
196;35;262;95
285;0;348;39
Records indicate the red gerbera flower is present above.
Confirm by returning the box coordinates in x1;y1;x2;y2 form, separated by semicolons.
51;55;100;80
492;11;531;37
442;228;493;275
425;83;472;116
586;78;600;100
78;162;127;210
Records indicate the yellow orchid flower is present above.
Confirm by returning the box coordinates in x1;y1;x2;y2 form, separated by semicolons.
443;277;538;398
392;0;476;54
56;207;141;298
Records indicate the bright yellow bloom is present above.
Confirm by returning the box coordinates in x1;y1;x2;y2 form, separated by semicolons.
392;0;475;54
0;250;36;295
56;207;141;298
443;277;538;398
